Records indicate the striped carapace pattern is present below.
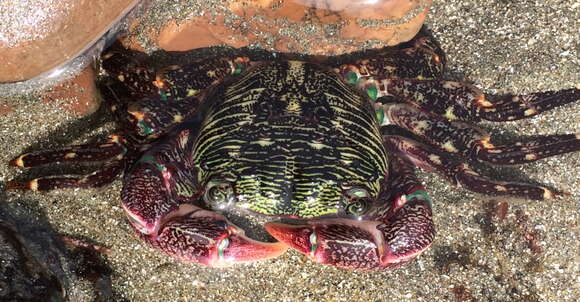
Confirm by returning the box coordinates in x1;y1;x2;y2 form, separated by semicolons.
192;61;388;218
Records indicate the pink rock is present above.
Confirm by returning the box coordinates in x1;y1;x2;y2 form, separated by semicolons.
0;103;14;116
0;0;142;83
40;66;100;116
155;0;432;55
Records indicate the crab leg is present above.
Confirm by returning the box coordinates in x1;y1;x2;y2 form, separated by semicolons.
123;94;202;138
478;88;579;122
9;137;125;168
384;103;580;164
334;27;578;124
476;134;580;164
334;28;446;81
102;45;250;100
352;77;578;122
153;56;251;100
383;134;559;200
100;46;158;99
101;47;251;139
364;79;483;120
6;161;124;191
7;135;127;191
99;46;163;133
265;156;435;270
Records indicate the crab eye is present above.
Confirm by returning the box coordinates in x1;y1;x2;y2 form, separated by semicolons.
343;188;371;216
204;180;236;210
346;200;369;216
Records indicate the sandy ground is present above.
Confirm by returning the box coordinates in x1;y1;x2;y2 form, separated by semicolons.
1;0;578;301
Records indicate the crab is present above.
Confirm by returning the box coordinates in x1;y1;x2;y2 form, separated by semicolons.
7;30;579;270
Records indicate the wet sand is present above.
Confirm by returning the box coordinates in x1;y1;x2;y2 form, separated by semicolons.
1;0;578;301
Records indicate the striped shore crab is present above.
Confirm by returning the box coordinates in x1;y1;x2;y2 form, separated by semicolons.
7;30;579;270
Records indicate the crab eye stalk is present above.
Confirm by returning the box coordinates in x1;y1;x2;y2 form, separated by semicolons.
204;180;236;210
343;187;371;216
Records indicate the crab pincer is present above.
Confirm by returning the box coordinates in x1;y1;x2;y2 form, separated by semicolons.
121;144;287;267
265;202;433;270
143;206;287;267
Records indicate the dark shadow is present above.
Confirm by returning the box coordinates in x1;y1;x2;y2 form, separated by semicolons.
0;191;117;301
18;101;112;154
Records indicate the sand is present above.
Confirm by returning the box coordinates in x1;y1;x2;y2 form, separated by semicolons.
0;0;578;301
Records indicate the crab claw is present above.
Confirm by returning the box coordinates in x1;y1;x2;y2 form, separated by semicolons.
148;206;288;267
122;159;287;267
265;197;434;270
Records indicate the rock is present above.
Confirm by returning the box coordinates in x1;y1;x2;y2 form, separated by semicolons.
40;66;100;116
0;0;142;83
0;200;77;301
0;0;431;108
0;198;113;301
154;0;432;55
0;103;14;116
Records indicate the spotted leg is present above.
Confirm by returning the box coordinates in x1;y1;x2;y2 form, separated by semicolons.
122;129;287;266
101;46;252;139
5;98;204;191
7;47;251;191
333;28;446;83
101;43;251;100
152;56;250;100
332;28;578;123
355;78;579;122
334;35;578;165
6;135;127;191
5;47;149;190
265;156;435;270
383;103;580;165
383;132;559;200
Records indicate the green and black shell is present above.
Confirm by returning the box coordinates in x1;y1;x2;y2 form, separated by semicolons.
193;61;388;218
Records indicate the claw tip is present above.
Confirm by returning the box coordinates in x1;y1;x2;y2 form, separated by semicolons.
214;233;288;267
264;222;313;255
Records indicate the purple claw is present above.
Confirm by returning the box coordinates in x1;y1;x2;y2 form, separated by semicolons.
265;196;434;270
150;206;287;267
122;158;287;267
